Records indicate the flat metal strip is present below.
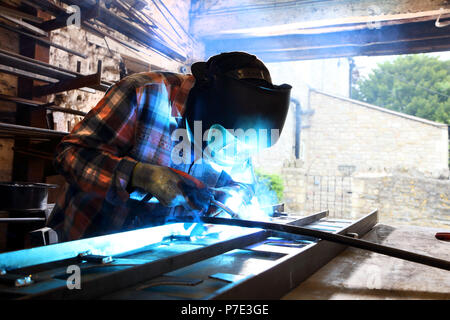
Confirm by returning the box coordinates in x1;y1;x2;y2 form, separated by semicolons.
23;229;267;299
0;223;244;271
206;210;378;299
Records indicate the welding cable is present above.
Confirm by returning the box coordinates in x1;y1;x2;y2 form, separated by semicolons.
200;216;450;271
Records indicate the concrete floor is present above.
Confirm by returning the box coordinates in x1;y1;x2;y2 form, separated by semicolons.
283;223;450;299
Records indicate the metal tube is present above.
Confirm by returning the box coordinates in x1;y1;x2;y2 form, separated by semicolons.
0;122;67;137
200;215;450;271
0;218;46;223
0;22;88;58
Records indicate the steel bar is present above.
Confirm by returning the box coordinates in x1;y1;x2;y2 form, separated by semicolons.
0;21;88;58
0;4;44;23
33;62;101;96
20;0;66;16
12;147;54;160
4;227;267;299
59;0;186;62
0;218;46;223
0;13;47;36
207;210;378;299
0;49;111;91
0;64;57;83
0;122;67;138
0;94;87;116
0;50;80;80
200;215;450;271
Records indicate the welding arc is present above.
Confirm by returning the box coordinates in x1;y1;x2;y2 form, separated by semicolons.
200;216;450;271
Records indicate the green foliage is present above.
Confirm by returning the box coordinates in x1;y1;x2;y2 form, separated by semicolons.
254;169;284;202
352;54;450;124
351;54;450;167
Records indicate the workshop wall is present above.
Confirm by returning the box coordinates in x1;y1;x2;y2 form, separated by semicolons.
352;170;450;228
276;90;449;228
0;0;19;182
48;0;201;132
305;90;449;178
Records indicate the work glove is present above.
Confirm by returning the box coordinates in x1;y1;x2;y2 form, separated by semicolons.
130;162;212;213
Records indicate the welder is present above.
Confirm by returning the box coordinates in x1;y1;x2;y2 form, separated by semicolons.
47;52;292;242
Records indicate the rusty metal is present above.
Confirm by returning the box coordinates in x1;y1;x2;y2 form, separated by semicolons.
0;94;87;116
0;64;57;83
0;49;110;93
33;61;102;96
0;122;67;138
12;146;54;160
0;21;88;58
0;12;47;36
0;218;46;223
59;0;186;62
0;4;44;23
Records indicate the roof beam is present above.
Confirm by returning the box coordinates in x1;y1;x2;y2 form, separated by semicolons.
204;20;450;62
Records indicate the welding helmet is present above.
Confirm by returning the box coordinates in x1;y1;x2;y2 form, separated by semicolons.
185;52;292;149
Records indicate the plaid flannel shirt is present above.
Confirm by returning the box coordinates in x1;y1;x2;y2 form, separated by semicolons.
47;71;223;241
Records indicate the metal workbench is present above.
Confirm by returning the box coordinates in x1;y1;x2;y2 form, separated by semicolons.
0;210;381;299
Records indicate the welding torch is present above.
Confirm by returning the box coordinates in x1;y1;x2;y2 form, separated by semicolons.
167;167;241;217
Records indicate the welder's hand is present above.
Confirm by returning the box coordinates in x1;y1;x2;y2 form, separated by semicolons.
131;162;212;212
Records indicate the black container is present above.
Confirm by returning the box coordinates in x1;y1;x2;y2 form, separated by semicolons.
0;182;57;211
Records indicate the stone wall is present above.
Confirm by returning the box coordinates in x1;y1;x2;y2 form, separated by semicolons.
304;90;449;178
265;89;449;228
281;165;450;228
352;170;450;228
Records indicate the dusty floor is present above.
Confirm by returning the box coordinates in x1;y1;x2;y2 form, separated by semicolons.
283;223;450;299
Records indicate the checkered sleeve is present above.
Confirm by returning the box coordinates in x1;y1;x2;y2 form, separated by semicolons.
54;79;139;205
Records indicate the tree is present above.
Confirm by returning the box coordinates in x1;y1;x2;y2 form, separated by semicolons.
352;54;450;168
351;54;450;125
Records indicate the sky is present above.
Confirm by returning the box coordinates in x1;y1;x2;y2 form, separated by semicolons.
353;50;450;79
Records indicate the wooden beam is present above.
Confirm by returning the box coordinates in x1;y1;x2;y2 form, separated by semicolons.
191;0;449;37
204;20;450;61
247;38;450;62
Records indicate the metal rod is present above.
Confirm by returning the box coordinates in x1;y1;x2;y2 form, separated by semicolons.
0;122;67;137
59;0;186;62
0;49;111;91
0;94;87;116
0;21;88;58
200;215;450;271
0;4;43;23
0;13;47;36
0;218;46;223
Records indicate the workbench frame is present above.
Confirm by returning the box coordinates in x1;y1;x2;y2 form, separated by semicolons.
0;210;378;299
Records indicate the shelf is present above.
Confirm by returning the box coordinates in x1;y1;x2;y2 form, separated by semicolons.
0;49;111;96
